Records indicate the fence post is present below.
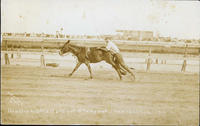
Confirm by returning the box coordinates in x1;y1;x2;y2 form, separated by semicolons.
5;53;10;65
17;41;21;59
4;40;10;65
181;59;187;72
40;54;45;67
146;48;151;72
181;44;188;72
155;58;158;64
164;60;166;64
40;40;46;67
161;60;164;64
11;44;14;59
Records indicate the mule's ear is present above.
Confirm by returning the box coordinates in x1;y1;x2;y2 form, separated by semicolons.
67;40;70;43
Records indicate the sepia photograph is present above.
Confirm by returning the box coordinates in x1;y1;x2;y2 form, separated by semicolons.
1;0;199;125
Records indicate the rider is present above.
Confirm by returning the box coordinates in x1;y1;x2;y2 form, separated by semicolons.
104;37;135;77
105;37;120;62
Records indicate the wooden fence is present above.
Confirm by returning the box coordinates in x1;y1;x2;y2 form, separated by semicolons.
1;37;200;54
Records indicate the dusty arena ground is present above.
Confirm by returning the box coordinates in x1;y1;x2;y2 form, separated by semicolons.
1;51;199;125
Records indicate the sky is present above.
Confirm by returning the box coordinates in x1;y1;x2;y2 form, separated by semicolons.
1;0;200;39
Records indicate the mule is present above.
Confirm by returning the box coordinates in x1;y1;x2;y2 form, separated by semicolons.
59;40;135;80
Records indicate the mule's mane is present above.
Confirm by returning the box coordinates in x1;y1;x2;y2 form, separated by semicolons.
69;43;85;49
66;43;87;56
70;43;99;49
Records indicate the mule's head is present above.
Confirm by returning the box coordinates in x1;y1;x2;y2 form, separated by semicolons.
59;40;70;56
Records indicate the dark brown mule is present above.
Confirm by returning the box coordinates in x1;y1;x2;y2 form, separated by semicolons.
59;40;135;80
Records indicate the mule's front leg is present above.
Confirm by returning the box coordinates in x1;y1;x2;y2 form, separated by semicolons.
85;62;93;79
68;62;82;77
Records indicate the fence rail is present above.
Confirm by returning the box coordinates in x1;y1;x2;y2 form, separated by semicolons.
1;37;198;73
1;37;200;54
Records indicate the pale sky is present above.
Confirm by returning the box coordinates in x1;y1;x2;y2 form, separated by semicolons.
1;0;200;39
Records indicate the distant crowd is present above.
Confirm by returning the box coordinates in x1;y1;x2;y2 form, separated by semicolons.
2;31;199;44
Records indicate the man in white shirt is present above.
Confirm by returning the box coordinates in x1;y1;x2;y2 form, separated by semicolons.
105;38;120;54
104;37;122;63
104;38;135;79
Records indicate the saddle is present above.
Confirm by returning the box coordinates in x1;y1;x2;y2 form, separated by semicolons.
97;46;107;52
97;47;127;75
97;47;118;63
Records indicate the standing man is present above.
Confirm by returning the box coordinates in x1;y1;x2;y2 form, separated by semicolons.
104;37;135;79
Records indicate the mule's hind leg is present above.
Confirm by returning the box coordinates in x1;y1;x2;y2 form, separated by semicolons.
120;63;135;80
104;52;122;80
85;62;93;79
68;62;82;77
107;59;122;80
115;62;127;75
116;54;135;80
112;65;122;80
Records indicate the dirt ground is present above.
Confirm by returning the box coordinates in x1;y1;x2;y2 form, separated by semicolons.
1;51;199;125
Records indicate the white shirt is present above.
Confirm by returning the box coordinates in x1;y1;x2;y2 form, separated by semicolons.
106;40;120;53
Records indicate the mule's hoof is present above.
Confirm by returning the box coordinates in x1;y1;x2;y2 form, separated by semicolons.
68;73;72;77
84;77;93;80
131;75;135;81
